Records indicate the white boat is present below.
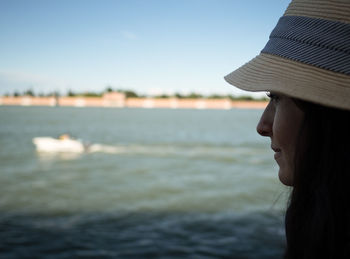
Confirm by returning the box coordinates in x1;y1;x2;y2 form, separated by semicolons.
33;135;86;153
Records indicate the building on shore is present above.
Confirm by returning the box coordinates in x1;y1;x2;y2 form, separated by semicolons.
0;92;267;110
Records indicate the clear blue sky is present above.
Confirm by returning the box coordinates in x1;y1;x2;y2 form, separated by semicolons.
0;0;290;96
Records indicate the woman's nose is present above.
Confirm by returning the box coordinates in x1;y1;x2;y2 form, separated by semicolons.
256;103;273;137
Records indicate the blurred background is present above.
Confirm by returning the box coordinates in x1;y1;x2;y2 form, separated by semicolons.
0;0;291;258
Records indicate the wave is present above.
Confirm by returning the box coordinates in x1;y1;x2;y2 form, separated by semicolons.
86;142;268;160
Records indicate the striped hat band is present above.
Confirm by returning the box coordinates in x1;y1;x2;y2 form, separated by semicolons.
261;15;350;75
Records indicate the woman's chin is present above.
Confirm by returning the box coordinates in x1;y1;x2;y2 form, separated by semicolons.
278;169;293;186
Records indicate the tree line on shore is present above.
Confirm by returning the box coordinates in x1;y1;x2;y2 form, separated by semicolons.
2;87;268;101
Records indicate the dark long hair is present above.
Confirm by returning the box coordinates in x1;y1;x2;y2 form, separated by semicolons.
284;101;350;259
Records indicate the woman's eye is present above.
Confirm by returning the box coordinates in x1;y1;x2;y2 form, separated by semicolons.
266;92;280;103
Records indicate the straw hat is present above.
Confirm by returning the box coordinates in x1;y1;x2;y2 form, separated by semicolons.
224;0;350;110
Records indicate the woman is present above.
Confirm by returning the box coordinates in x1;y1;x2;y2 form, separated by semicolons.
224;0;350;258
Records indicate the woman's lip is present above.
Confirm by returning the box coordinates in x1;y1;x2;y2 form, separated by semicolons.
271;146;281;160
274;151;282;160
271;146;281;152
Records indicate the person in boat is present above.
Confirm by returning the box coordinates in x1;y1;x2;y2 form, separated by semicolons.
224;0;350;258
59;134;70;140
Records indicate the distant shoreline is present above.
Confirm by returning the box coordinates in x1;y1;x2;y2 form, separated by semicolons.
0;94;267;110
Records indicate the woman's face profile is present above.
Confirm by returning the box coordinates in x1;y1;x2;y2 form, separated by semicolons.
256;93;304;186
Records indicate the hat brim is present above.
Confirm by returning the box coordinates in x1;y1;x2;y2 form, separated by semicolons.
224;53;350;110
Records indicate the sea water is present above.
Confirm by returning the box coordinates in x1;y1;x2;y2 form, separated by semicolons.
0;106;289;258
